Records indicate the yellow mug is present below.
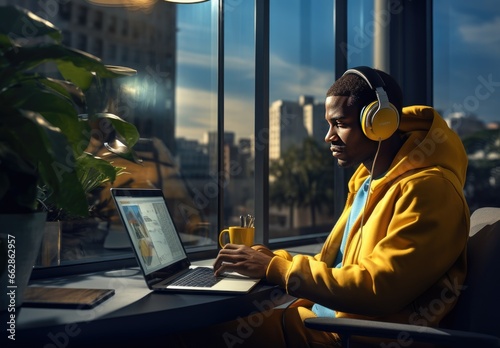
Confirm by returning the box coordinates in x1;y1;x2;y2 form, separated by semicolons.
219;226;255;248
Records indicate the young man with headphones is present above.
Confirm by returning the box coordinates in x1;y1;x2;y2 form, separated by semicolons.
178;67;470;347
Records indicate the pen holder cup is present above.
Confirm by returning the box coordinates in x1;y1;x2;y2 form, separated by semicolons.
218;227;255;248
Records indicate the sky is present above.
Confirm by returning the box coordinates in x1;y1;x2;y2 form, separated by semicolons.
433;1;500;122
174;0;500;142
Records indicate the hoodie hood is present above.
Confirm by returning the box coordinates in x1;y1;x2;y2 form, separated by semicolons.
394;105;467;185
351;105;468;191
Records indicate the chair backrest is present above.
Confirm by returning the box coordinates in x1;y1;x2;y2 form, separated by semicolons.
441;207;500;335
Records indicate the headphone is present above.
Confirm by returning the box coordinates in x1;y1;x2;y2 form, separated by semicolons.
342;66;400;141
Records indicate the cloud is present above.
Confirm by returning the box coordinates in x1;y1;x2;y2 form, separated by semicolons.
459;16;500;45
224;95;254;140
175;86;215;140
270;53;332;102
175;85;254;142
177;49;215;70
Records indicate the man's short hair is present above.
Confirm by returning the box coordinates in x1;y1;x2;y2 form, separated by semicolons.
326;68;403;116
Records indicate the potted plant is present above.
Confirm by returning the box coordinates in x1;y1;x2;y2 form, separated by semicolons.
0;5;140;310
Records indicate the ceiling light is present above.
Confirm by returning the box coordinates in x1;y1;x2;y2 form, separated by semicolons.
87;0;155;6
87;0;208;6
164;0;209;3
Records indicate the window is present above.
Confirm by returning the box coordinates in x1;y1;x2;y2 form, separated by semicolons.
21;1;219;272
59;2;72;21
108;15;117;34
268;0;336;242
223;0;256;229
76;33;87;52
77;5;88;26
347;0;375;67
93;10;103;30
122;19;129;37
108;43;117;61
92;38;103;57
433;0;500;211
4;0;493;277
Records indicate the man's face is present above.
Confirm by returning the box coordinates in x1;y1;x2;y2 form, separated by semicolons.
324;95;377;168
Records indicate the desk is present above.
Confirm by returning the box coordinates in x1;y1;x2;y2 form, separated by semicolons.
13;264;294;347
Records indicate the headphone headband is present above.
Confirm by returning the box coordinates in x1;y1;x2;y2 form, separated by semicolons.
342;66;386;91
341;66;399;141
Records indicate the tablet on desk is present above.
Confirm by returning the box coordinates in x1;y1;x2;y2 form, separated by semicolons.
23;287;115;309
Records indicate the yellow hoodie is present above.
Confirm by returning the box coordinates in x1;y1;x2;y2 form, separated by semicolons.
267;105;470;326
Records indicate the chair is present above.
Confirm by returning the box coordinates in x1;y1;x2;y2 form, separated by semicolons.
304;207;500;347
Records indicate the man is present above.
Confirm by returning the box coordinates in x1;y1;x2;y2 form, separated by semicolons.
182;67;470;347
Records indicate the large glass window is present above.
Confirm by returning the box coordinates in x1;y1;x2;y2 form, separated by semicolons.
8;0;220;269
9;0;497;275
268;0;336;241
347;0;374;67
222;0;256;229
433;0;500;211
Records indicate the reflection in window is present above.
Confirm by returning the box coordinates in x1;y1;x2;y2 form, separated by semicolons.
122;19;129;37
92;38;103;58
109;15;117;34
433;0;500;211
268;0;336;240
59;2;72;21
8;1;218;268
93;10;103;30
108;43;117;61
77;5;88;26
222;0;256;228
76;33;87;52
17;0;498;272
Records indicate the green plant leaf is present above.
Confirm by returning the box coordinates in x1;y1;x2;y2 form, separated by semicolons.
76;153;123;193
40;77;86;106
0;5;139;217
105;65;137;77
96;113;140;148
1;110;88;216
57;60;95;91
0;79;88;154
4;44;127;83
8;84;77;117
0;5;62;43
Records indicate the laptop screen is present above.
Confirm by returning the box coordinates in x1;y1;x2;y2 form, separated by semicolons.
111;189;189;277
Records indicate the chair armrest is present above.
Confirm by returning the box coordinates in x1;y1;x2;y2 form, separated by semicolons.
304;317;500;347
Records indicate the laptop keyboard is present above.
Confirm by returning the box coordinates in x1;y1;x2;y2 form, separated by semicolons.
171;267;222;288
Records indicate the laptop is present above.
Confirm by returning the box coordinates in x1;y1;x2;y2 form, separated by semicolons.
110;188;260;294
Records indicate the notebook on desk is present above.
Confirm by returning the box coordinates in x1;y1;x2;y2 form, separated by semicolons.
110;188;260;294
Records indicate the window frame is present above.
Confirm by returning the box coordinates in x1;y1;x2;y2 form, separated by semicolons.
31;0;436;280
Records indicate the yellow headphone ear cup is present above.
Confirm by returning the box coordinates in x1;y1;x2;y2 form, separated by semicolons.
360;101;399;141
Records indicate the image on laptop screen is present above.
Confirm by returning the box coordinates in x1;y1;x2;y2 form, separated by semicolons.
113;193;186;275
112;188;261;294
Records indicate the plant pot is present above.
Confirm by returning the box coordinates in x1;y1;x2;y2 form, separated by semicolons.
35;221;62;268
0;212;47;312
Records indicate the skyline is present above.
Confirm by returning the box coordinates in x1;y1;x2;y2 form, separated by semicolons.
175;0;499;142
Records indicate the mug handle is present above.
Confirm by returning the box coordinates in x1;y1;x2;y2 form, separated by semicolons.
218;229;229;248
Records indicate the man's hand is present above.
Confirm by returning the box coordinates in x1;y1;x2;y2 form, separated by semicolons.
213;244;273;278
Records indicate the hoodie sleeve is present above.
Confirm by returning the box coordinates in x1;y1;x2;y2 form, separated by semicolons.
266;172;469;317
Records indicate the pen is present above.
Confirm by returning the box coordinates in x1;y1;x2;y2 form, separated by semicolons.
248;216;255;228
